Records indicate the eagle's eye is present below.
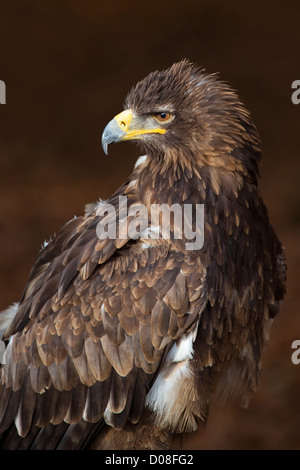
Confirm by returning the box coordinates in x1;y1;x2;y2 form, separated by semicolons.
154;112;173;123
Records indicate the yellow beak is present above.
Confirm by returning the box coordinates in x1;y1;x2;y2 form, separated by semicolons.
101;109;166;154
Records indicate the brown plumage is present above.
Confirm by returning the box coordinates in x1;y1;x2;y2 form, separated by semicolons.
0;60;286;449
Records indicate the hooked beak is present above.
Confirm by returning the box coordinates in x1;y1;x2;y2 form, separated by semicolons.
101;109;166;155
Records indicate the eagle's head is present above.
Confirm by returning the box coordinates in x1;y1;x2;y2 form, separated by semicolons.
102;59;261;181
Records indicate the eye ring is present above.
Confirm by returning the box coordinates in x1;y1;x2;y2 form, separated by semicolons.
154;112;173;123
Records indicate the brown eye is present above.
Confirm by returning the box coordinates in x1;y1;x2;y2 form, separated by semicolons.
154;112;173;123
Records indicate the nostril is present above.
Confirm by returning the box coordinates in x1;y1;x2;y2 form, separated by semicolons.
121;121;126;128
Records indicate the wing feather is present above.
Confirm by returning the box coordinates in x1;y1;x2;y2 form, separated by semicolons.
0;197;207;444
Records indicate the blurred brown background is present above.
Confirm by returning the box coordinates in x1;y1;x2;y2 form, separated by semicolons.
0;0;299;449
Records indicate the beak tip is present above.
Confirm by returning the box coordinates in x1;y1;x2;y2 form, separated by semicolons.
102;143;109;155
101;132;109;155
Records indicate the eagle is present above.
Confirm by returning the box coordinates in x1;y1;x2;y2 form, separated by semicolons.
0;60;286;450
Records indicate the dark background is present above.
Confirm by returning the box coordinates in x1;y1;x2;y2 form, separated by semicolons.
0;0;299;449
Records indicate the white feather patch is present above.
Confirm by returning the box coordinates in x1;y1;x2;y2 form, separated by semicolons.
0;303;19;364
141;242;152;250
139;225;160;239
126;179;137;190
145;360;192;419
1;334;13;366
0;341;5;364
166;330;196;363
134;155;147;169
145;326;198;420
0;302;19;337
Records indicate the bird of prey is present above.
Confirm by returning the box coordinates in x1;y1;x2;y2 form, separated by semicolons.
0;60;286;450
